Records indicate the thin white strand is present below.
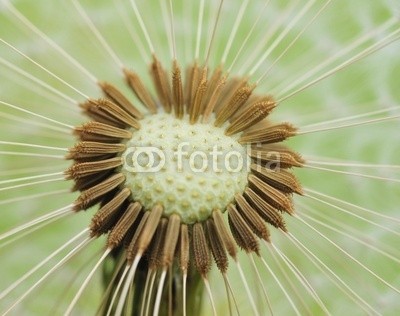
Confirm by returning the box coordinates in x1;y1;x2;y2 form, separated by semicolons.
249;254;274;316
0;228;89;300
182;272;187;316
221;0;249;64
223;273;240;316
203;278;217;316
105;265;131;316
2;237;92;315
221;273;233;316
0;165;63;177
0;151;65;159
299;206;400;264
65;248;112;315
5;1;98;83
257;0;332;83
128;0;155;53
0;171;65;186
237;0;300;75
295;215;400;294
303;188;400;223
0;176;65;192
140;269;157;316
300;105;400;129
278;29;400;102
158;0;173;59
304;164;400;183
0;112;72;135
0;56;77;104
0;100;74;129
71;0;123;69
205;0;224;65
0;189;67;206
0;141;67;151
195;0;205;60
140;269;154;316
235;261;259;316
112;0;148;63
152;269;167;316
168;0;177;59
266;243;312;314
269;242;330;315
115;255;142;316
297;114;400;134
227;0;271;73
249;0;317;76
144;270;157;316
305;157;400;170
303;190;400;236
0;204;72;241
275;18;397;96
0;38;90;99
286;232;379;315
259;255;301;316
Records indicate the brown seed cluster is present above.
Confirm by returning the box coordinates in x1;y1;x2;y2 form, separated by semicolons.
64;55;303;310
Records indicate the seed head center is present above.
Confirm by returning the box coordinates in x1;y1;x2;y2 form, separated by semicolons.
121;112;249;224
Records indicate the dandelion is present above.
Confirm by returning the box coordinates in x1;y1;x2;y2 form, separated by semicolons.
0;0;399;315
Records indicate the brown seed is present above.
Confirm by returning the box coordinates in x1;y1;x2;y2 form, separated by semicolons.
74;121;132;140
161;214;181;267
73;173;125;211
107;202;142;249
250;143;305;169
65;157;122;180
190;67;208;124
244;188;287;231
250;163;303;195
235;194;270;241
90;187;131;236
66;142;125;160
225;97;276;135
98;81;143;119
179;224;190;273
227;204;260;254
150;54;172;112
192;222;211;276
123;68;157;113
172;59;184;119
239;122;297;144
127;211;150;262
248;174;294;214
205;219;229;273
212;209;238;260
148;218;169;269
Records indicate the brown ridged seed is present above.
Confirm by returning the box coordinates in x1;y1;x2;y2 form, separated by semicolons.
225;98;276;135
135;204;163;254
215;77;244;113
248;174;294;214
172;59;184;119
71;170;112;192
98;81;143;119
250;163;303;195
185;62;200;111
85;98;140;130
150;55;172;112
161;214;181;267
202;65;223;110
205;219;229;273
123;68;157;113
215;84;255;127
227;204;260;254
179;224;190;273
239;122;297;144
65;157;122;180
90;187;131;236
73;173;125;211
107;202;142;249
244;188;287;231
66;142;125;159
202;74;227;123
250;143;305;168
148;218;168;269
190;67;208;124
127;211;150;262
192;223;211;276
74;121;132;140
235;194;270;241
212;209;238;260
